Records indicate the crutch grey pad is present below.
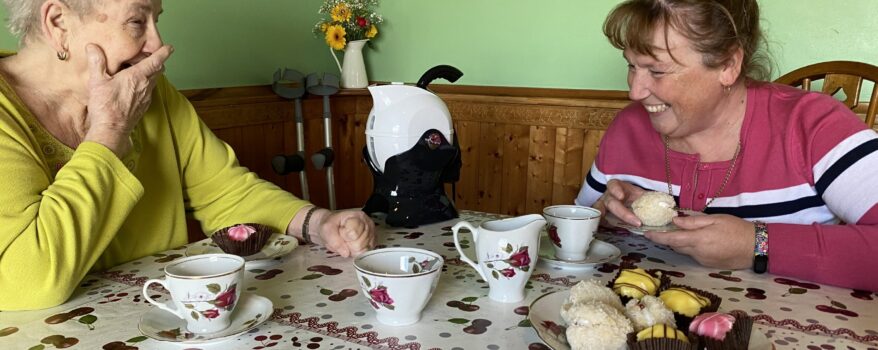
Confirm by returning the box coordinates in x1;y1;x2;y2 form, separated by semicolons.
271;68;306;99
311;148;335;169
305;73;340;96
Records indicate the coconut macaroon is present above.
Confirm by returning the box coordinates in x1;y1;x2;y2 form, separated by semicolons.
631;191;677;226
624;295;676;331
564;279;624;312
564;301;634;350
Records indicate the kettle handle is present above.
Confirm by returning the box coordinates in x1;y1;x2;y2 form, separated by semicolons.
452;221;486;280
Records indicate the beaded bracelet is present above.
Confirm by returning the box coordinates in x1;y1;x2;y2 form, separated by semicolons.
753;220;768;274
301;206;319;244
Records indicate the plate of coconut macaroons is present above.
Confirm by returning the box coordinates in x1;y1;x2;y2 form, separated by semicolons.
605;192;700;235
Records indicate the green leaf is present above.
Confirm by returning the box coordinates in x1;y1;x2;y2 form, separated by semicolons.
302;274;323;280
78;315;97;325
521;265;530;272
504;243;513;253
362;276;371;287
486;263;494;268
28;345;45;350
461;297;478;303
518;246;527;253
719;271;732;275
206;284;221;294
724;287;744;292
191;311;199;320
518;319;532;327
249;269;266;273
320;288;333;296
448;318;470;324
491;270;499;279
831;300;847;309
384;304;395;310
126;336;148;343
412;264;421;273
408;256;416;263
788;288;807;295
184;303;195;309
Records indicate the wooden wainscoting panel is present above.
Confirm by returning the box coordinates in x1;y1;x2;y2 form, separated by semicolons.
581;130;606;184
500;124;531;216
475;122;505;214
185;84;630;221
526;125;556;214
453;120;481;210
552;127;584;206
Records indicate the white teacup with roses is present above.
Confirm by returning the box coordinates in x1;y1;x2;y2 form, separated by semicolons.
353;248;444;326
143;254;244;333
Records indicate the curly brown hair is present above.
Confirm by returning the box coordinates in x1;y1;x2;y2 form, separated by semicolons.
603;0;772;82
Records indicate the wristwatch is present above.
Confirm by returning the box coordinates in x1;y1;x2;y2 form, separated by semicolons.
753;221;768;274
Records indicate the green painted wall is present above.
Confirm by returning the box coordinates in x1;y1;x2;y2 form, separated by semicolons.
0;1;875;90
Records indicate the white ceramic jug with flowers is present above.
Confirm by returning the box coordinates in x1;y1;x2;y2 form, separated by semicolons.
452;214;545;303
332;39;369;89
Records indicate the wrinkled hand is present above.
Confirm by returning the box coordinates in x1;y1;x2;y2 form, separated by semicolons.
83;43;173;156
645;214;755;269
316;210;376;257
592;179;646;226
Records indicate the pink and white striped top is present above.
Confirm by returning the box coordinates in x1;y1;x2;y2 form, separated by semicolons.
577;82;878;291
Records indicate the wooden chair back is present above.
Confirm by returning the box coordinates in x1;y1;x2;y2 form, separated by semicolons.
775;60;878;128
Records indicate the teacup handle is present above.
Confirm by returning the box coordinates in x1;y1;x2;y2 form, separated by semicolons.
142;279;185;320
452;221;487;280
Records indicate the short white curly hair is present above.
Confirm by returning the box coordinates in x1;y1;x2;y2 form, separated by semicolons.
2;0;95;43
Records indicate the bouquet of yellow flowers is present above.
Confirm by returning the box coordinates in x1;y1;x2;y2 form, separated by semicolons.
314;0;383;51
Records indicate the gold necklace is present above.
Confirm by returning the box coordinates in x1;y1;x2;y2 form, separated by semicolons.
664;136;741;212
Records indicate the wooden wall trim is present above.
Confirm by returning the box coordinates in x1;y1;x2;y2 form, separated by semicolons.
181;83;876;219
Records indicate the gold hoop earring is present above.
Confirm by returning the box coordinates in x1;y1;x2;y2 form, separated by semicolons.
56;50;68;61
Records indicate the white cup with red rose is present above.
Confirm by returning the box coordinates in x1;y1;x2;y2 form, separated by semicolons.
542;205;600;261
353;247;444;326
452;214;545;303
142;254;244;333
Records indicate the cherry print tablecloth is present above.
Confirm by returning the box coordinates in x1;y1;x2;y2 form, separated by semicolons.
1;210;876;350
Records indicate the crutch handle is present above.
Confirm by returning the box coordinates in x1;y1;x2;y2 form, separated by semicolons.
272;153;306;175
311;148;335;170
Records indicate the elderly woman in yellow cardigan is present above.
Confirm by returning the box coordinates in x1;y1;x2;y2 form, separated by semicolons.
0;0;374;310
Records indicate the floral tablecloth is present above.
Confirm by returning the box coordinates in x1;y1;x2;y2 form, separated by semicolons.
1;210;876;350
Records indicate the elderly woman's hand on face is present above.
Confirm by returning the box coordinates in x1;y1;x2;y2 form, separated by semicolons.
315;209;376;257
644;214;755;269
592;179;646;226
82;43;174;157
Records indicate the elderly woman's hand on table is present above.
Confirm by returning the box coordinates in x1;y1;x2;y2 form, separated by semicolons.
291;208;375;257
644;214;755;270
